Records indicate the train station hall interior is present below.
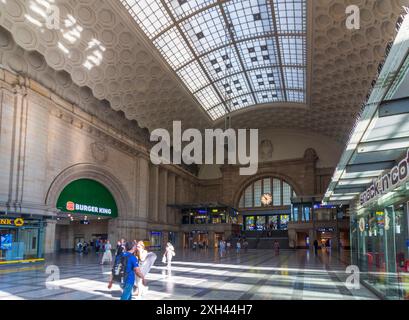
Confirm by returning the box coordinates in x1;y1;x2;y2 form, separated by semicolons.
1;0;409;301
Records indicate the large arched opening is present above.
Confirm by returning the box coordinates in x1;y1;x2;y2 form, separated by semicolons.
235;176;298;249
45;164;131;252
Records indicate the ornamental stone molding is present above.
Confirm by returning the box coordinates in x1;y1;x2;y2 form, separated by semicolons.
44;163;133;217
0;25;151;148
90;141;108;164
0;0;209;135
0;0;407;144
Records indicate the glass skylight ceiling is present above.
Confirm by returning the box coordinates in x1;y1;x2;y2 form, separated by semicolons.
120;0;307;120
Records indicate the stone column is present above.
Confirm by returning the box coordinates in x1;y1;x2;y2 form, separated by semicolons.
288;229;297;249
175;176;183;204
158;168;168;224
208;231;215;249
137;156;150;219
149;165;159;223
44;219;57;254
167;172;176;225
1;86;28;209
309;229;316;252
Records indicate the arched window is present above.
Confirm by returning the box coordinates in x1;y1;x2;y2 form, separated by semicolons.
238;177;297;208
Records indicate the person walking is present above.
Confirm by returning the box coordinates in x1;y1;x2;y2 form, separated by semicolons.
108;240;126;289
243;239;249;253
163;242;175;271
120;242;146;301
135;241;157;296
95;238;100;254
313;239;319;256
83;241;88;254
236;240;241;254
76;241;82;253
274;240;280;256
101;240;113;265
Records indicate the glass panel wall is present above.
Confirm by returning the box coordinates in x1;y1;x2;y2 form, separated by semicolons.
351;182;409;300
244;186;253;207
254;180;262;207
238;177;296;209
0;217;44;262
283;182;292;205
244;214;289;231
273;179;281;206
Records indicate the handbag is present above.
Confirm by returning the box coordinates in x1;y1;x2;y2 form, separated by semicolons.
162;255;166;264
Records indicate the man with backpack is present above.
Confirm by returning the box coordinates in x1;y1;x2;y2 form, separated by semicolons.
121;242;146;300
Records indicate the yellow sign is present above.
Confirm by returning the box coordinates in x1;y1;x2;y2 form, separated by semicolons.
14;218;24;227
0;218;24;227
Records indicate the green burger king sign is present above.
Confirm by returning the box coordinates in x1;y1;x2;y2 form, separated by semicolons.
57;179;118;217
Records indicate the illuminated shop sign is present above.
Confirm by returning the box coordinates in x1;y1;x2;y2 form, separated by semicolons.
360;150;409;206
56;179;118;217
0;218;24;227
65;201;112;215
317;227;334;233
314;204;336;209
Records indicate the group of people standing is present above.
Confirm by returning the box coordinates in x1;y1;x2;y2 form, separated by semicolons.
218;238;249;257
75;238;112;258
107;239;176;300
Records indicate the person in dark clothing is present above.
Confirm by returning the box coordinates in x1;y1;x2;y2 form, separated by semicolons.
313;240;319;256
108;240;126;289
120;242;145;300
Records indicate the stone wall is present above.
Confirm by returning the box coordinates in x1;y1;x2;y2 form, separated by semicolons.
0;67;199;253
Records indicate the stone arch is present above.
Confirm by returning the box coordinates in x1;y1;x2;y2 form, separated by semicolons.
233;172;302;208
45;163;131;217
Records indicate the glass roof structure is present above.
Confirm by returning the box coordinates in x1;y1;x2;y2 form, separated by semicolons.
120;0;307;120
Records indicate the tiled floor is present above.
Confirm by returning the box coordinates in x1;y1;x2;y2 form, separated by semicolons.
0;249;378;300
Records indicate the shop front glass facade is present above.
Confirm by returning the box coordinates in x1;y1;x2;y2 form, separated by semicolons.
351;182;409;300
0;215;45;262
181;207;239;225
244;214;290;231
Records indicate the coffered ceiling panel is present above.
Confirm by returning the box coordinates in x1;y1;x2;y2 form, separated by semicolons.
0;0;407;144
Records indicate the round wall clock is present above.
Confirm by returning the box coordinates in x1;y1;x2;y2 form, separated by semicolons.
261;193;272;206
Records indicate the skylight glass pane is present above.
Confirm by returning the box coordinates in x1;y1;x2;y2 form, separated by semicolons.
226;94;255;111
279;36;306;65
207;104;227;120
194;86;222;110
238;39;279;69
215;73;251;100
120;0;173;39
201;46;242;81
166;0;217;20
181;6;229;55
248;68;281;93
287;90;305;103
283;67;305;90
177;60;210;92
224;0;272;41
255;90;284;103
273;0;306;33
119;0;308;119
153;27;194;69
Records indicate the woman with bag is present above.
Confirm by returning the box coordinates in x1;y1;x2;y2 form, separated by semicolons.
135;241;157;296
100;240;113;265
163;242;175;271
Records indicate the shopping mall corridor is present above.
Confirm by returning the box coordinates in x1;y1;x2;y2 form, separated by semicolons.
0;249;377;300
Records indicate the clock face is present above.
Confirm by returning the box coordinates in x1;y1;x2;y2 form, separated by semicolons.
261;193;272;206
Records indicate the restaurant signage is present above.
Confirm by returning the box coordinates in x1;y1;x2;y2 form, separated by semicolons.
360;150;409;205
56;179;118;217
